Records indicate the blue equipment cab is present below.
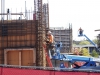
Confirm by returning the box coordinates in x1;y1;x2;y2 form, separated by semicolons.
51;42;62;59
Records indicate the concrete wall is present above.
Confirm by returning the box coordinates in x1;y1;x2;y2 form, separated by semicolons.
0;20;37;64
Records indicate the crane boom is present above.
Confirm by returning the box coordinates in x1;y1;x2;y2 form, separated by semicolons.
83;34;97;48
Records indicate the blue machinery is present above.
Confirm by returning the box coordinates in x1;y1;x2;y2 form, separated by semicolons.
48;30;100;69
49;42;100;69
78;32;97;48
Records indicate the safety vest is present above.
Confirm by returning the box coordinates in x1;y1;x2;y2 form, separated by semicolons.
48;34;54;43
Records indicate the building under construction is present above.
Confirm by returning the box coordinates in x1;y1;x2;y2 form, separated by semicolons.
0;0;50;67
0;0;72;67
0;0;100;75
50;25;73;53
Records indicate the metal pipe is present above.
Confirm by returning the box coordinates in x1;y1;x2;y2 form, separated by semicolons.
0;13;23;15
25;1;27;19
1;0;5;20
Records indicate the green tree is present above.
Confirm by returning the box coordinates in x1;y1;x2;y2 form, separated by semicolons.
79;40;90;45
91;50;99;57
73;43;76;46
92;39;98;44
81;48;90;56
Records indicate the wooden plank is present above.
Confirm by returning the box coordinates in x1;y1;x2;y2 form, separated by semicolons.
0;50;4;64
12;42;16;47
8;41;11;47
2;42;7;48
32;35;36;40
21;50;34;66
7;51;19;65
21;42;25;47
19;36;25;41
26;41;30;46
16;42;20;47
26;34;31;40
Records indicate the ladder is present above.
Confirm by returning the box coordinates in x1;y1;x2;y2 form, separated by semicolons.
43;44;53;67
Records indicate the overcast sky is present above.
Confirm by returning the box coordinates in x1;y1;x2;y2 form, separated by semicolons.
0;0;100;41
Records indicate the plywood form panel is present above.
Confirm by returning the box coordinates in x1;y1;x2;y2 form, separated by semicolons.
8;36;13;47
0;41;1;47
9;42;13;48
0;21;36;47
32;35;36;40
26;34;31;40
7;51;19;65
8;30;15;35
8;42;11;47
20;36;25;41
8;30;26;36
12;36;17;41
16;36;20;41
26;41;31;46
31;35;36;46
0;37;1;40
26;29;36;34
2;42;7;48
12;42;16;47
19;41;25;47
0;37;1;48
25;34;35;45
8;36;11;40
21;50;34;66
0;50;4;64
26;35;31;46
16;42;21;47
2;36;7;41
0;20;37;49
31;41;35;46
7;36;11;47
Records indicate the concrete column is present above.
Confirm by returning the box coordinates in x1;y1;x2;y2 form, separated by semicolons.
88;47;90;54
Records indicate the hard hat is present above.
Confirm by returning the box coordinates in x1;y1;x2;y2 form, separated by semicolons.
47;31;52;34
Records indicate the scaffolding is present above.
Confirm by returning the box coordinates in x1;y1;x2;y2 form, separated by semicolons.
50;24;73;53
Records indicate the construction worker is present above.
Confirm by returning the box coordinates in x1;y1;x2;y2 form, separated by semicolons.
78;27;83;35
46;31;55;56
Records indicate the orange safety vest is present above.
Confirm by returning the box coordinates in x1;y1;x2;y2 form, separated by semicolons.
48;34;54;43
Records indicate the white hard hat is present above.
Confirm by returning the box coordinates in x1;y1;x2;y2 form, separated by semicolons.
47;31;52;34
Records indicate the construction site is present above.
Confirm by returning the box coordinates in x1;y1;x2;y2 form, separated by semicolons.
0;0;100;75
0;0;51;67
